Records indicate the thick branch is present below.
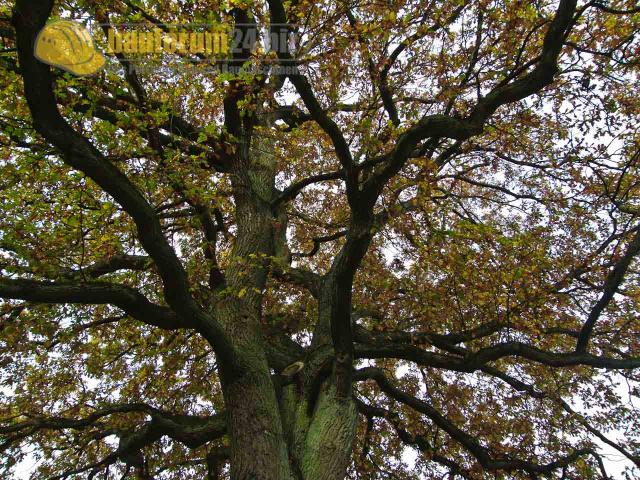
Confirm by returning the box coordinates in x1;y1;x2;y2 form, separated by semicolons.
0;276;187;330
575;229;640;352
272;170;344;208
355;339;640;371
266;0;360;205
12;0;234;366
355;398;473;479
363;0;578;201
61;254;152;279
356;367;598;475
2;403;226;479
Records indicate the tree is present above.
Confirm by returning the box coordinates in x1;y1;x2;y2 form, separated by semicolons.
0;0;639;478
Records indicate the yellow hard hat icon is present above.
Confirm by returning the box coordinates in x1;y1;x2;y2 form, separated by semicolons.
35;20;105;76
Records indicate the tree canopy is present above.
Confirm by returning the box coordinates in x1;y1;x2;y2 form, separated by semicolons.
1;0;640;479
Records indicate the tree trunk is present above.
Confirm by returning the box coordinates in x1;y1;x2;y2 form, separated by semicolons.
222;349;294;479
213;117;358;479
300;385;357;480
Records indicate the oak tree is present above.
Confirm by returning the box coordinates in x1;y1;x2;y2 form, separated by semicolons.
1;0;640;478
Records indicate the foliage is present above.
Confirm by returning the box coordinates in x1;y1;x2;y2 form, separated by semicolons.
0;0;640;479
